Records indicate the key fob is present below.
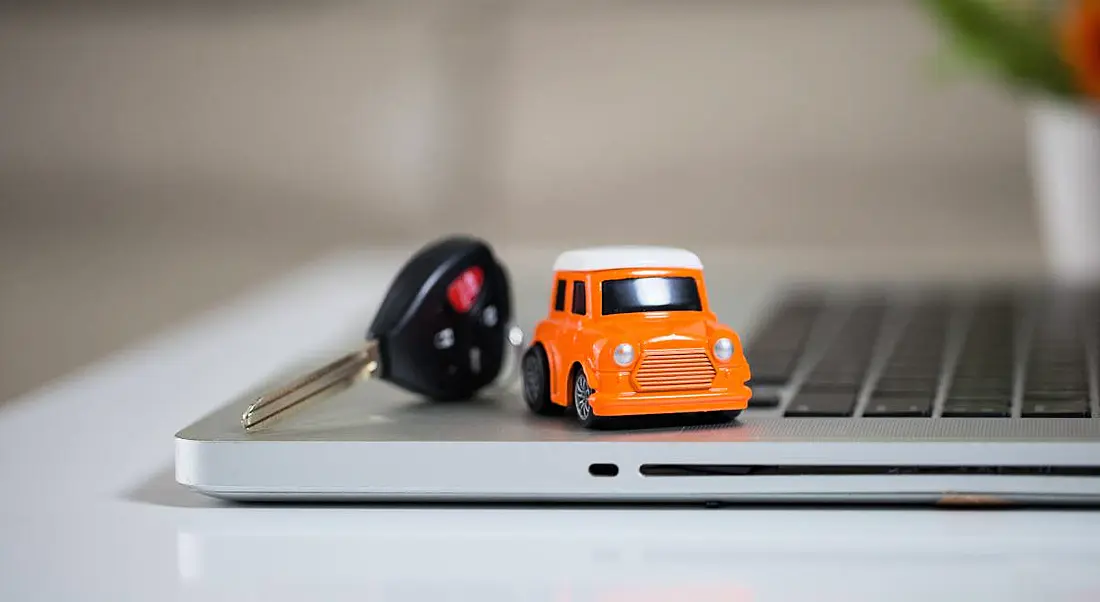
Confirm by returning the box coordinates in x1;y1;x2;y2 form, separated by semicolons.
367;235;513;401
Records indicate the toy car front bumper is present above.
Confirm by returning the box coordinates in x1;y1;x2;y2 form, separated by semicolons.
587;382;751;417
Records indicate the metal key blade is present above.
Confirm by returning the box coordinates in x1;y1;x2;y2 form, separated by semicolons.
241;342;381;430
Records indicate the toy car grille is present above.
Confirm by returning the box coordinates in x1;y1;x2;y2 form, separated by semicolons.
632;347;717;391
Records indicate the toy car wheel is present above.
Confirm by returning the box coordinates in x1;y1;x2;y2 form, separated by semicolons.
570;366;600;429
521;345;560;415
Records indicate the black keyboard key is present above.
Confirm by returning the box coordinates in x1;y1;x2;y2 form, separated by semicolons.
873;377;939;396
1021;387;1088;400
748;355;805;387
1021;397;1091;418
744;295;824;386
797;373;865;391
1024;293;1090;402
877;360;944;380
785;392;856;417
748;389;781;408
941;399;1012;417
944;295;1017;404
799;303;886;393
863;395;934;417
948;378;1015;399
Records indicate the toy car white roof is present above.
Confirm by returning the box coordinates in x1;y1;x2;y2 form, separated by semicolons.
552;246;703;272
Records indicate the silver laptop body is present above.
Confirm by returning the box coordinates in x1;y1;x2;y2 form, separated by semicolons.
175;261;1100;505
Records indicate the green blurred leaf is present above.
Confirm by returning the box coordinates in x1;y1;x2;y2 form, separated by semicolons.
916;0;1078;97
926;42;981;81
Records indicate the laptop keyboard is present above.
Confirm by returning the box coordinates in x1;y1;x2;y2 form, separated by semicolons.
742;287;1099;419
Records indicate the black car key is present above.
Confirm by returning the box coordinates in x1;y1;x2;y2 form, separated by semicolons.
241;235;515;430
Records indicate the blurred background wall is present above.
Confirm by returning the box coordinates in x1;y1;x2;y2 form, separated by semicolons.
0;0;1039;402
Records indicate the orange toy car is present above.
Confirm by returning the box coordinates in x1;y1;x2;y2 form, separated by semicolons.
520;246;752;428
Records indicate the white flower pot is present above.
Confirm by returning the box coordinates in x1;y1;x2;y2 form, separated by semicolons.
1026;98;1100;282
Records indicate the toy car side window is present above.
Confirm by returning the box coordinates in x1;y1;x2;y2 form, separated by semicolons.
553;278;567;312
571;280;586;316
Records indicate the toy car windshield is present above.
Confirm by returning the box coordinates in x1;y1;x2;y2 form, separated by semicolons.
600;276;703;315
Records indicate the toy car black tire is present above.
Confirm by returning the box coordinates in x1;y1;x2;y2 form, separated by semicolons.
522;344;560;415
570;365;602;429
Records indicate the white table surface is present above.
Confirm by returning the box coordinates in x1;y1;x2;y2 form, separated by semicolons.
3;245;1100;602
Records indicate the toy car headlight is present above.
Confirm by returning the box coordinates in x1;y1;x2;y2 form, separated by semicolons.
613;343;635;367
713;337;733;361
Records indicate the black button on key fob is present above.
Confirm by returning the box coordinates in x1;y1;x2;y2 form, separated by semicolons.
241;234;514;429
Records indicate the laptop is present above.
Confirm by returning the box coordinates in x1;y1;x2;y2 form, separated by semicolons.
175;249;1100;505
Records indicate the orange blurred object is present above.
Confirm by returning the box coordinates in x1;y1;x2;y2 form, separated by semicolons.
520;246;752;428
1060;0;1100;100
